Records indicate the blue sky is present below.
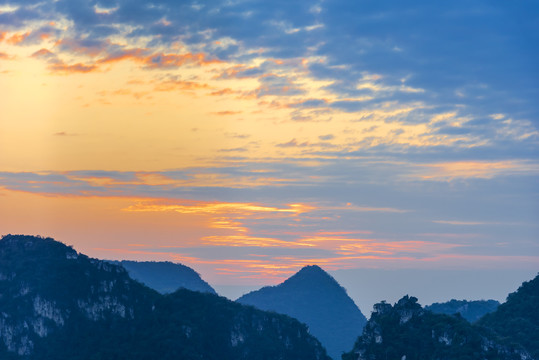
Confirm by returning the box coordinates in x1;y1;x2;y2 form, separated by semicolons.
0;0;538;310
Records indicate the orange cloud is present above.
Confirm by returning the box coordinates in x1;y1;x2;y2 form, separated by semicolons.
7;31;30;45
210;88;237;96
123;201;315;216
99;49;222;68
49;62;99;73
217;65;258;79
201;235;313;248
67;173;183;187
154;79;210;92
65;171;299;189
31;48;55;59
97;48;148;64
211;110;242;116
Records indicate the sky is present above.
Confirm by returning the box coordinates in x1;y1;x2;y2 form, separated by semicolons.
0;0;538;313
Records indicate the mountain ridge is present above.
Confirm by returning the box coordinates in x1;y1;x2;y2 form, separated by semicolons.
478;273;539;359
0;234;330;360
110;260;217;295
426;299;500;323
237;264;367;360
342;295;531;360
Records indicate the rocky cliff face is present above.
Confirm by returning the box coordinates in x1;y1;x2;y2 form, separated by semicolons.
343;296;531;360
0;235;146;356
0;235;330;360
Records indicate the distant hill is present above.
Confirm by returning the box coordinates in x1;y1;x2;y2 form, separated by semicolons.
342;295;530;360
110;260;216;294
0;235;330;360
237;265;367;360
426;299;500;323
478;273;539;359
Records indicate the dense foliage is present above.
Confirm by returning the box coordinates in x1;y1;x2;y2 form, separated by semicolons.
426;299;500;323
111;260;216;294
237;265;367;360
478;274;539;360
342;296;528;360
0;235;330;360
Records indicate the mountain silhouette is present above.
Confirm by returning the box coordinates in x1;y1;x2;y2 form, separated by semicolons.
110;260;216;294
237;265;367;360
0;235;330;360
343;295;530;360
426;299;500;323
478;273;539;359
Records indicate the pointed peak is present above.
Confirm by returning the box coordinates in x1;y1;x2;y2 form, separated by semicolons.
291;265;330;279
283;264;340;288
297;264;326;274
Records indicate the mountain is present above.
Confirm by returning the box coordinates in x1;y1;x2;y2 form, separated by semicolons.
237;265;367;360
342;295;531;360
110;260;216;294
426;299;500;323
0;235;330;360
478;273;539;359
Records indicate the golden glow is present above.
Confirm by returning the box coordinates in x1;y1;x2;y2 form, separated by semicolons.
123;201;314;215
2;10;537;288
0;26;507;173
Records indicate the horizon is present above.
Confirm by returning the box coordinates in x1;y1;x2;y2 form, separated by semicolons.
2;232;535;315
1;0;537;312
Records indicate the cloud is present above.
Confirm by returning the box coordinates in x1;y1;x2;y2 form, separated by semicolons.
56;38;108;57
219;147;249;153
6;31;30;45
276;138;309;148
212;110;242;116
123;200;314;216
318;134;334;141
53;132;77;136
432;220;520;226
32;48;98;73
143;52;222;69
88;47;222;72
210;88;237;96
416;160;539;180
49;62;98;73
290;99;329;109
31;48;55;59
154;78;210;92
217;65;267;79
316;203;410;214
224;133;250;139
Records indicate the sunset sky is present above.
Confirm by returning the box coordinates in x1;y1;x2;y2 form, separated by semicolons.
1;0;538;312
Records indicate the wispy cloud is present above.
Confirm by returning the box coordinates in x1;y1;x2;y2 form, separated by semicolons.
415;160;539;180
432;220;521;226
123;201;314;216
